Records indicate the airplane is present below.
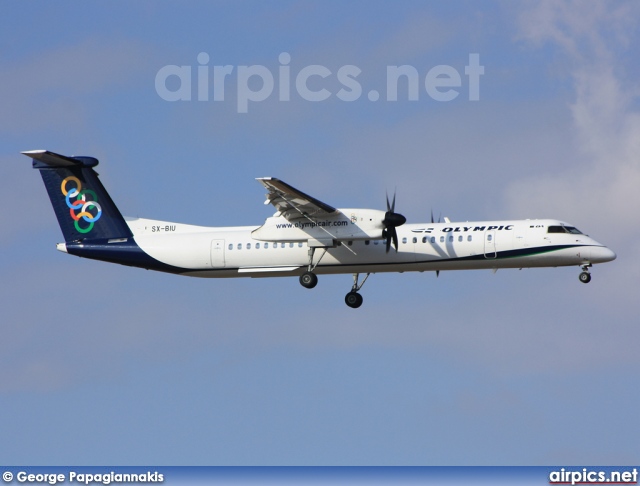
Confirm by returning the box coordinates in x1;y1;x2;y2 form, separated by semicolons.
23;149;616;308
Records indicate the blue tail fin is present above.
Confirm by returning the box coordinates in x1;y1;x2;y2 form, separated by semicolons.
23;150;133;243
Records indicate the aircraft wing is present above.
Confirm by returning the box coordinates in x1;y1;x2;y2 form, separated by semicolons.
257;177;337;220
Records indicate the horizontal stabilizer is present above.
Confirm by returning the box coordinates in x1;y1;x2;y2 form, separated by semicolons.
22;150;98;169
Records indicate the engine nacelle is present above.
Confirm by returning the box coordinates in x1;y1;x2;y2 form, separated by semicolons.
251;208;386;242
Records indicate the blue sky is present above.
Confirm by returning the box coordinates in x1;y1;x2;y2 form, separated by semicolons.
1;1;639;465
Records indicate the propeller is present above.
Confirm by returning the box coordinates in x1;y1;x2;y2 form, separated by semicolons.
430;209;440;277
430;209;442;224
382;191;407;252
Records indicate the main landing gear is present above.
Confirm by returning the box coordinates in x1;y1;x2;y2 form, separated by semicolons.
345;273;370;309
299;246;326;289
579;264;592;284
298;246;371;308
299;271;318;289
299;266;370;309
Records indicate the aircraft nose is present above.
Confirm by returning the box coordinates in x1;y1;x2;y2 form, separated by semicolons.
591;246;616;263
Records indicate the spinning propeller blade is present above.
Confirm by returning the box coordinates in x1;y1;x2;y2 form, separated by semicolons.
382;190;406;253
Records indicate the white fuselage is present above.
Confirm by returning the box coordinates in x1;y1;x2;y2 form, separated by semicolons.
121;213;615;278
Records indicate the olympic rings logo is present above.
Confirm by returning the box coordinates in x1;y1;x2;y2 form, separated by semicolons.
61;176;102;234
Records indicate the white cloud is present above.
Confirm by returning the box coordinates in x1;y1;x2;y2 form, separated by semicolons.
506;1;640;248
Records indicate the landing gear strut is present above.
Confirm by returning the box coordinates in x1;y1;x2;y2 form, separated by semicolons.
299;246;327;289
345;273;370;309
579;264;592;284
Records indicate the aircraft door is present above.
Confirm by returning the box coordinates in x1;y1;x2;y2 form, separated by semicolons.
484;230;497;259
210;239;226;268
514;225;526;248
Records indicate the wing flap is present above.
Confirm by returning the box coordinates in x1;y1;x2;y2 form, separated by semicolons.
257;177;337;220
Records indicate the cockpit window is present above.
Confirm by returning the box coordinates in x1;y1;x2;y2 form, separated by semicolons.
547;225;583;234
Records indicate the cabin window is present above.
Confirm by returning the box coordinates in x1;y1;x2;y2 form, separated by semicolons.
246;243;251;249
412;237;417;243
449;235;454;242
264;242;269;249
422;236;427;243
431;237;436;244
374;240;379;245
467;235;472;242
402;237;407;244
255;243;260;249
237;243;242;250
458;235;463;242
487;234;492;241
440;236;445;243
228;243;233;250
289;242;294;248
365;240;370;245
348;241;353;246
281;243;285;248
298;242;303;247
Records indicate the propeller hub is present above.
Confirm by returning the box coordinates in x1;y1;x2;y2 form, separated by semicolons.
383;212;406;228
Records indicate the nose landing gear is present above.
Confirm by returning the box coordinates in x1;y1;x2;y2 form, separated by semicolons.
579;264;592;284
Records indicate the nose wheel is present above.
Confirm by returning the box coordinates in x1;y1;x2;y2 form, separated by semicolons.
579;264;592;284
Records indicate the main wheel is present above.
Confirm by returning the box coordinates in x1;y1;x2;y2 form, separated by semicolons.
579;271;591;284
345;291;363;308
300;271;318;289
